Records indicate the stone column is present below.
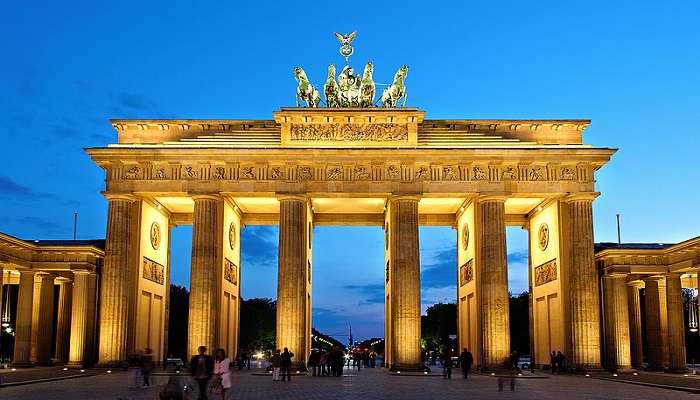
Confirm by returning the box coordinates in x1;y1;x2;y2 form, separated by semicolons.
643;277;664;370
666;273;687;372
626;282;644;369
276;195;310;368
54;278;73;364
12;270;36;367
477;196;510;369
36;274;56;366
602;275;632;371
188;195;221;358
562;194;601;369
388;196;421;369
98;196;135;365
68;271;91;367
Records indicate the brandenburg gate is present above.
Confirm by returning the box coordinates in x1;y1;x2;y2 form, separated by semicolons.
86;104;615;369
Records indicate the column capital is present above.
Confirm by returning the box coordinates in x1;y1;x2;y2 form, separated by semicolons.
642;275;664;283
388;194;421;203
476;194;509;203
190;194;221;202
103;193;137;202
626;280;645;288
276;193;309;202
563;192;600;203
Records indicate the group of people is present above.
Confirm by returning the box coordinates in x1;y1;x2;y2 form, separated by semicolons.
188;346;233;400
268;348;295;381
127;348;155;388
550;350;566;373
440;348;474;379
307;346;348;377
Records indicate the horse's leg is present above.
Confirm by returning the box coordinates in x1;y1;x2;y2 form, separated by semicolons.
402;90;407;107
296;94;300;107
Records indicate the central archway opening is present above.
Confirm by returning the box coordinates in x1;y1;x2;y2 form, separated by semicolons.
311;226;384;362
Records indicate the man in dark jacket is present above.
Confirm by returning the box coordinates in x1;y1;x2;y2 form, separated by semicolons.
280;347;294;381
459;348;473;379
190;346;214;400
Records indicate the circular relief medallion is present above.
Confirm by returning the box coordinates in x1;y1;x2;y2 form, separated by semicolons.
150;222;161;250
228;222;236;250
538;223;550;251
462;224;469;250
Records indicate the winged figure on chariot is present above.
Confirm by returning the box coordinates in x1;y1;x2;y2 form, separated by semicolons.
293;31;408;108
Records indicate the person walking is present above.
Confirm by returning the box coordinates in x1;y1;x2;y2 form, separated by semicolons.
308;349;320;376
442;352;453;379
190;345;214;400
270;349;282;381
550;351;557;374
213;348;232;400
556;351;565;373
141;348;154;388
459;348;473;379
319;351;328;376
127;350;143;388
496;357;516;392
280;347;294;381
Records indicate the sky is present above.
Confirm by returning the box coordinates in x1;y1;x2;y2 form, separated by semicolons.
1;0;699;341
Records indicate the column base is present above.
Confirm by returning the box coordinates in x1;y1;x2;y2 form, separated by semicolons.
608;367;637;374
389;364;428;372
10;361;34;368
666;367;689;374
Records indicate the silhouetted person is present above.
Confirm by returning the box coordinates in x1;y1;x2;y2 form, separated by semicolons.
190;345;214;400
270;349;281;381
280;347;294;381
442;353;453;379
141;348;154;388
510;350;520;372
556;351;565;373
550;351;557;374
459;348;473;379
496;357;516;392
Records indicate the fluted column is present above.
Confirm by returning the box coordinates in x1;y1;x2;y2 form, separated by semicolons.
477;196;510;369
562;194;601;369
626;282;644;368
12;270;36;367
68;271;90;367
54;278;73;364
666;273;687;372
98;196;135;365
389;196;421;369
643;277;664;370
36;274;56;366
602;275;632;371
276;195;309;368
188;195;221;358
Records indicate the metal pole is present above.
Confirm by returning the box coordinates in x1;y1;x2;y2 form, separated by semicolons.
616;214;621;244
73;212;78;240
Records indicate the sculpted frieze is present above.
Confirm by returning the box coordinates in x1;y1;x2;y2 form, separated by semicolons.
113;161;591;184
290;123;408;142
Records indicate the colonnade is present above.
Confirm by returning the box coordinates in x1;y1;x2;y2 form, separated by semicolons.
1;267;98;367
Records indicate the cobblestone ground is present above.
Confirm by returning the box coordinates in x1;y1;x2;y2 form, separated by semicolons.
2;367;699;400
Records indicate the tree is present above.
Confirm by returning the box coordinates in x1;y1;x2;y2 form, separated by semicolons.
421;302;457;354
239;298;276;352
167;285;189;361
509;291;530;355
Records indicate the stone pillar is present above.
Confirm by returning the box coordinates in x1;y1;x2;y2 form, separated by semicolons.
68;271;91;367
54;278;73;364
602;275;632;371
388;196;421;369
188;195;221;358
476;196;510;369
276;195;310;368
98;196;135;365
562;194;601;369
643;277;664;370
666;273;687;372
12;270;36;367
36;274;56;366
626;282;644;369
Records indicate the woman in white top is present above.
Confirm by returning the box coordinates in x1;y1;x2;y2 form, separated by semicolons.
214;348;232;399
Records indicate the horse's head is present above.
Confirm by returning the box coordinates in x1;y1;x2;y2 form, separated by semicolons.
363;61;374;78
397;65;409;79
327;64;336;79
294;66;308;82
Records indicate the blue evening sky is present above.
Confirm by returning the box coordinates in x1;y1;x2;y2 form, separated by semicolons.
1;1;698;341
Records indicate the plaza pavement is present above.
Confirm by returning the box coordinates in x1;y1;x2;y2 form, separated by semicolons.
2;366;700;400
